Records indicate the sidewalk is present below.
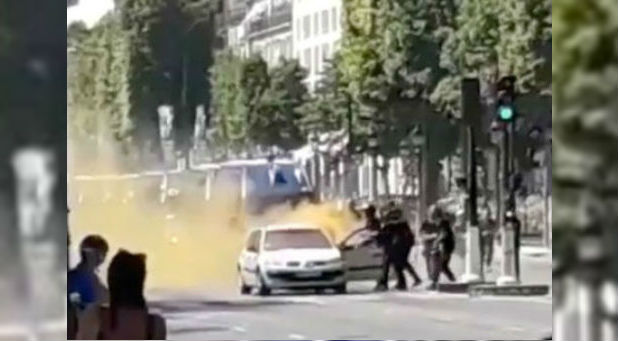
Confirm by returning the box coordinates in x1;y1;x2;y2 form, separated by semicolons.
409;235;552;287
0;320;65;341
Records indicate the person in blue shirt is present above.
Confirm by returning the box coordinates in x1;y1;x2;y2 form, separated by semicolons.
68;235;109;311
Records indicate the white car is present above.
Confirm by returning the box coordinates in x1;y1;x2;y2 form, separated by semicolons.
238;224;384;295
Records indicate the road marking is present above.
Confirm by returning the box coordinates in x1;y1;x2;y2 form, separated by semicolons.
475;295;552;304
431;316;455;323
232;326;246;333
0;320;65;337
504;326;526;332
288;333;306;339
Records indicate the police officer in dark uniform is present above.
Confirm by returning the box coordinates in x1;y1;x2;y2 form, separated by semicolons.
388;208;422;288
375;206;420;291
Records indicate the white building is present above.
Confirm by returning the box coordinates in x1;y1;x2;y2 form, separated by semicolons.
227;0;294;67
292;0;343;92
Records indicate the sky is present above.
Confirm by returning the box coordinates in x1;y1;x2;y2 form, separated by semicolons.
67;0;115;28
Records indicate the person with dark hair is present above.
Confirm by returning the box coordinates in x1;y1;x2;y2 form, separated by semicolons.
77;250;166;340
68;235;109;311
419;214;440;286
481;217;497;267
384;208;421;290
431;210;457;289
364;205;380;231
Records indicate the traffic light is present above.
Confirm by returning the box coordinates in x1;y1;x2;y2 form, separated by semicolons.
496;76;517;122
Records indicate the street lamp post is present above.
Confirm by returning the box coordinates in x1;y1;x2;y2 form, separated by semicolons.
412;133;426;223
368;133;379;203
310;133;321;201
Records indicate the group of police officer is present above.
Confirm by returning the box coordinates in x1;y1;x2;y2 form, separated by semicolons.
362;203;456;291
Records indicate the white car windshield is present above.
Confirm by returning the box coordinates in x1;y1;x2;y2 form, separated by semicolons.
264;229;331;251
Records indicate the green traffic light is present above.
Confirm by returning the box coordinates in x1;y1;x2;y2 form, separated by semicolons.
498;105;514;121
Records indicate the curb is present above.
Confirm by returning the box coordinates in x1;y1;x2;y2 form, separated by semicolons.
469;284;550;297
436;282;491;294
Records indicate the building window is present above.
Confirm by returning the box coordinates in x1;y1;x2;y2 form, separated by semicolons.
304;48;311;73
321;10;329;34
332;7;338;32
314;46;320;74
287;38;293;59
303;15;310;40
322;43;330;62
296;19;301;40
313;13;319;36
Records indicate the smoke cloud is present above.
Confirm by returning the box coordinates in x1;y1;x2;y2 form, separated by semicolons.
69;145;363;292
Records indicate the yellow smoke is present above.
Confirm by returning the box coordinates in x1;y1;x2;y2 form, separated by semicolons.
69;145;362;291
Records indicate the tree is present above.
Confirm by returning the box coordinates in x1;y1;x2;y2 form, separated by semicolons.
553;0;618;281
68;14;132;152
258;59;308;151
210;49;244;153
238;55;270;151
300;57;352;138
431;0;550;119
340;0;445;157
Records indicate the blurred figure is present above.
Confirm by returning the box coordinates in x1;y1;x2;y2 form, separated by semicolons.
348;200;362;220
68;235;109;311
432;208;456;287
385;207;421;290
481;218;497;267
68;233;78;340
419;209;440;287
364;205;380;231
77;250;167;340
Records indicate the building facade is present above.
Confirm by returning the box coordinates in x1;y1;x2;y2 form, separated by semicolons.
292;0;343;92
220;0;344;89
225;0;294;67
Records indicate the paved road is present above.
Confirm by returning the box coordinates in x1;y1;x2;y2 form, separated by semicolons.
150;248;552;340
151;284;552;340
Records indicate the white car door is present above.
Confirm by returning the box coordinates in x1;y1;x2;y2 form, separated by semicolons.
240;230;261;286
339;228;384;281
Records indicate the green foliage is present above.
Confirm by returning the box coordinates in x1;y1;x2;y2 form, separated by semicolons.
431;0;551;117
69;0;217;157
237;55;271;149
211;54;310;152
68;15;132;146
553;0;618;273
300;57;352;136
339;0;447;157
211;50;244;151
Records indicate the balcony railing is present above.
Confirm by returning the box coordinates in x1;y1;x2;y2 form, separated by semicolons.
248;8;292;36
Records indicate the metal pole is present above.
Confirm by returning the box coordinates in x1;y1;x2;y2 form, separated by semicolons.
418;147;426;223
462;125;482;283
419;125;428;223
497;123;518;286
542;147;551;248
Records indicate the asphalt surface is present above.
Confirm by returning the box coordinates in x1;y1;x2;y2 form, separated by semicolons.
151;283;552;340
151;246;552;340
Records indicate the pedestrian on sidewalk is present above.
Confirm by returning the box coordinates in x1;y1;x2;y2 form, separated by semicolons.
77;250;167;340
481;218;497;268
419;222;438;284
429;208;456;289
